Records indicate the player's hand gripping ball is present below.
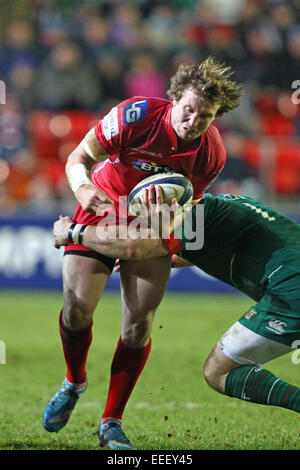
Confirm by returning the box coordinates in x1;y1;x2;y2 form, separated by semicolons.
128;172;193;216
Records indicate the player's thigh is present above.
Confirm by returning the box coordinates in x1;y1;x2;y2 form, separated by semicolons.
120;256;171;316
223;282;300;364
218;321;293;366
204;322;293;392
62;254;112;328
119;257;171;345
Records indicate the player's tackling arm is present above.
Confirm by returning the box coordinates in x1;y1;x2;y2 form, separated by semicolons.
54;186;191;260
85;225;169;259
66;128;113;214
53;215;169;259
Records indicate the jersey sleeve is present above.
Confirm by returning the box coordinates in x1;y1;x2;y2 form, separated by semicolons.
192;125;226;200
93;97;165;155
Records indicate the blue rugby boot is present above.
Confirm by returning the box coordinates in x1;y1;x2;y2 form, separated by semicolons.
98;419;135;450
43;378;87;432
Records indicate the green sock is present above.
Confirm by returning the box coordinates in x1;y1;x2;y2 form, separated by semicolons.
225;365;300;413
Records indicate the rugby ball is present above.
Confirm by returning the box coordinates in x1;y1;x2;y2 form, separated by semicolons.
128;172;193;216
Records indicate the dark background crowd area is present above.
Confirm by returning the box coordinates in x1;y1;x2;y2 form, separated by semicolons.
0;0;300;216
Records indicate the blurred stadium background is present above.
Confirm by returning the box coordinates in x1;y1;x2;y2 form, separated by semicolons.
0;0;300;291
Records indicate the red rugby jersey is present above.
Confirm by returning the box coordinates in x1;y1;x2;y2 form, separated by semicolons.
92;96;226;218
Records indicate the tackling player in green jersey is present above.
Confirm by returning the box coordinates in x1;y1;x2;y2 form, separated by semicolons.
53;192;300;417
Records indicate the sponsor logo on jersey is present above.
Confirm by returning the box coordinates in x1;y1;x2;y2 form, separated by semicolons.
128;146;164;159
266;319;287;335
102;106;119;141
244;308;257;320
133;160;173;173
124;100;148;125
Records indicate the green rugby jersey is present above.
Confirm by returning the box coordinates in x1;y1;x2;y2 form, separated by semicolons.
174;194;300;301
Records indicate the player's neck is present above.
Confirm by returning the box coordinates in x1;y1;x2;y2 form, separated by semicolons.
177;136;201;153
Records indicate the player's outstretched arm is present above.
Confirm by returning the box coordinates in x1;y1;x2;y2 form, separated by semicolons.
53;216;169;260
66;128;113;214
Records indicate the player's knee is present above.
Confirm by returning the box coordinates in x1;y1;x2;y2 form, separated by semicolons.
122;318;152;348
203;359;226;394
63;296;93;331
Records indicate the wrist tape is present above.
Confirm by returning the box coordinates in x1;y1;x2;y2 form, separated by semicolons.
68;223;87;245
67;163;93;193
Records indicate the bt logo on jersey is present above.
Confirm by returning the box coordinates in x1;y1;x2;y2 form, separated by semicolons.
133;160;173;173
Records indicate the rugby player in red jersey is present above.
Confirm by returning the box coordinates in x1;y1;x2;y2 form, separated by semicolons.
43;56;243;449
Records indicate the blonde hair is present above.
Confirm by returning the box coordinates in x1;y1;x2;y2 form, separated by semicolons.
167;56;244;116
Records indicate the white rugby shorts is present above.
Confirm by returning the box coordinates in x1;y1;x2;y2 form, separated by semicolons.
218;322;293;365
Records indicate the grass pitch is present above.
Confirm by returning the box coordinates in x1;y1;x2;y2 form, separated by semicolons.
0;290;299;451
